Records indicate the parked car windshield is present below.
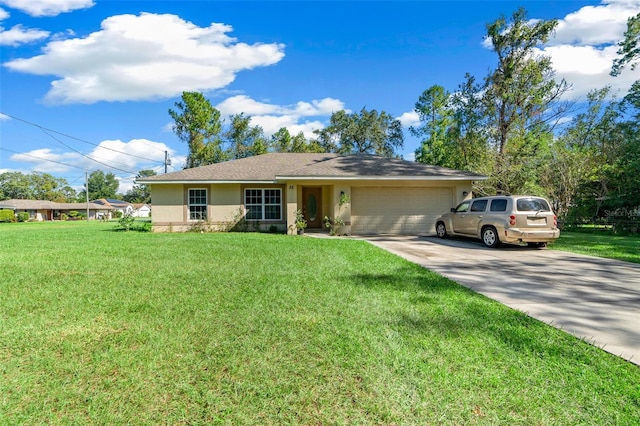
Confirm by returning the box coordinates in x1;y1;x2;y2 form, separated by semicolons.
455;201;470;213
516;198;551;212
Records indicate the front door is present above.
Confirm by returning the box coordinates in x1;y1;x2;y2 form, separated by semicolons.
302;187;322;228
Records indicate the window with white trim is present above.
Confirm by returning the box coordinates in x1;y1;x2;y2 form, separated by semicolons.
245;188;282;220
188;189;207;220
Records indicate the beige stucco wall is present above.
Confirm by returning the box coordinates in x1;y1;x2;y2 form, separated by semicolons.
288;179;475;235
150;184;187;224
150;179;476;234
150;182;288;233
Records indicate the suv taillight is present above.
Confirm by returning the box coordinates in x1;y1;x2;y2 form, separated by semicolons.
509;215;516;226
554;215;557;227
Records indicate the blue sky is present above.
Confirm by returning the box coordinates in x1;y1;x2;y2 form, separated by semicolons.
1;0;639;193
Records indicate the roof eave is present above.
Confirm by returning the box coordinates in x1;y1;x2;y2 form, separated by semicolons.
276;175;488;181
138;179;280;185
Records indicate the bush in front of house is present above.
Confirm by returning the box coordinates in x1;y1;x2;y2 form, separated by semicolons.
16;212;30;222
0;210;15;223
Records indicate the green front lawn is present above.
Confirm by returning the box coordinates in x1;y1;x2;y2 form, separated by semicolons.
1;222;638;424
552;230;640;264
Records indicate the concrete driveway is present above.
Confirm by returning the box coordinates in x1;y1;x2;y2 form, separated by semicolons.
362;235;640;366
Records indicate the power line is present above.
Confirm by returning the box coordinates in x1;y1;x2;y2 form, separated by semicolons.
1;112;167;164
0;146;87;171
39;127;137;174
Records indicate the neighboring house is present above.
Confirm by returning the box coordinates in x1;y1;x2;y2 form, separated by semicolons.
132;204;151;218
138;153;486;235
0;199;113;221
91;198;134;216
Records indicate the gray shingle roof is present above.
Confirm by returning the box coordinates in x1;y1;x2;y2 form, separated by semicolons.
137;153;486;183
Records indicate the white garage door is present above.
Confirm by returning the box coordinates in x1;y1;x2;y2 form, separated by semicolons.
351;187;453;235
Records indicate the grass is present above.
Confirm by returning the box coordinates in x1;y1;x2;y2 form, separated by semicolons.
551;230;640;264
1;221;639;425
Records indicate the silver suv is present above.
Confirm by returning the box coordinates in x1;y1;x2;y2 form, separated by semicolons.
435;195;560;248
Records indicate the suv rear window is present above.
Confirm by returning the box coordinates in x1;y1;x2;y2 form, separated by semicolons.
489;199;508;212
516;198;550;212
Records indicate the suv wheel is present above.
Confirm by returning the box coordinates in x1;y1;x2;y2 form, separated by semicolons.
436;222;447;238
482;226;500;248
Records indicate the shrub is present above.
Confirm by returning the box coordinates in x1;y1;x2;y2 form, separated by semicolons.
118;213;135;231
0;210;15;223
17;212;30;222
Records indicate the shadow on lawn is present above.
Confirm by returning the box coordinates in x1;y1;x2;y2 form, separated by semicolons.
345;266;611;366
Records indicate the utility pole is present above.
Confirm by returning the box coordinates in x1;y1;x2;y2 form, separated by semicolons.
164;151;171;173
85;171;90;221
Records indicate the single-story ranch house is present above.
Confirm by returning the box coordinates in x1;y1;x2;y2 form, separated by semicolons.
137;153;486;235
0;199;114;221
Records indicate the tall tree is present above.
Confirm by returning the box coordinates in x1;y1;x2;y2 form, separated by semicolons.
314;108;403;157
272;127;322;153
447;74;491;174
124;169;157;204
546;87;624;219
169;91;224;168
0;172;34;200
611;12;640;76
272;127;293;152
483;7;569;193
80;170;120;201
411;85;453;166
0;172;76;202
224;113;268;159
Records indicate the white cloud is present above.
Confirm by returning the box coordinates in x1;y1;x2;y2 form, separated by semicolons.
216;95;346;118
0;7;8;20
216;95;280;116
0;23;49;45
0;112;10;120
0;0;94;17
4;13;285;104
215;95;347;138
483;1;640;100
398;111;420;128
550;0;639;46
9;139;175;192
540;0;640;99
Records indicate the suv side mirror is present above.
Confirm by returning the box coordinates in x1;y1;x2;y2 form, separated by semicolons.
450;208;456;213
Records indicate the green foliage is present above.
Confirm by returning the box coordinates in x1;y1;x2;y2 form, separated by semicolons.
169;91;225;168
313;108;404;157
225;113;268;159
123;170;156;203
78;170;120;201
412;85;453;165
118;213;135;231
0;171;76;202
323;193;349;236
272;128;318;153
481;8;570;194
611;12;640;76
294;208;307;231
0;209;15;222
16;212;30;222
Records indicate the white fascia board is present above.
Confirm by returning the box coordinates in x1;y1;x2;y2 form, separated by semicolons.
276;175;487;181
138;180;279;185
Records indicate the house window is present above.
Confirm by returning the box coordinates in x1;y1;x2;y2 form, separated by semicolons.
245;188;282;220
188;189;207;220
